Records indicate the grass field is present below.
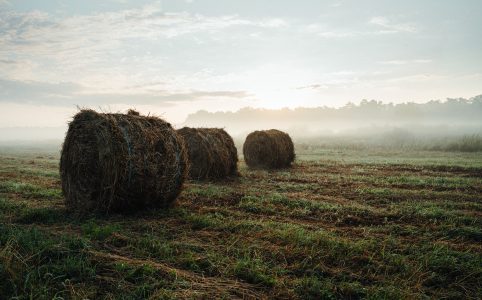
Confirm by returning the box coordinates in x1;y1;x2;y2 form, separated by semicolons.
0;147;481;299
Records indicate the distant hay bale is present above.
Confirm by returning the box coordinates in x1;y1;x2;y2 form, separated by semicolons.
243;129;295;169
177;127;238;180
60;109;188;213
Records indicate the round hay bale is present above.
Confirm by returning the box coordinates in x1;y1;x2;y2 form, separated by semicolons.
243;129;295;169
127;109;140;116
177;127;238;180
60;109;188;213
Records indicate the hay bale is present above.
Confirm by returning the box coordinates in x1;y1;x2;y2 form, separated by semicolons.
243;129;295;169
177;127;238;180
127;109;140;116
60;109;188;213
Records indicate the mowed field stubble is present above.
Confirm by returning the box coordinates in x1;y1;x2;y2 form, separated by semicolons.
0;146;481;299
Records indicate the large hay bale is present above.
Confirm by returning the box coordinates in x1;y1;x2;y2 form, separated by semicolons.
243;129;295;169
177;127;238;180
60;109;188;213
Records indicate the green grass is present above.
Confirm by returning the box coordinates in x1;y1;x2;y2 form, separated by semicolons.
233;255;276;286
0;225;96;299
81;220;120;240
0;148;481;299
0;180;62;199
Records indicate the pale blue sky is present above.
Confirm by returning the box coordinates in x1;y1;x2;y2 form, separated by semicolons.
0;0;481;126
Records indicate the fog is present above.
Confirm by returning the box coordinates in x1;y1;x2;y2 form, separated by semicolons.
1;95;481;152
183;95;482;151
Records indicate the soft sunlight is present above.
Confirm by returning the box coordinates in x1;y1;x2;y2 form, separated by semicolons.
0;2;481;299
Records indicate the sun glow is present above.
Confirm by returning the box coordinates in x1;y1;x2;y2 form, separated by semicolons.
228;64;321;109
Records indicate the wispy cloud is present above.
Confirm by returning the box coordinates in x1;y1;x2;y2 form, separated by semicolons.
369;16;417;33
304;24;358;38
382;73;445;83
295;74;360;90
305;16;418;39
0;6;288;51
380;59;432;65
0;5;289;76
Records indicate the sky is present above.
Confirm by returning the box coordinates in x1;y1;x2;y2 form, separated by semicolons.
0;0;481;127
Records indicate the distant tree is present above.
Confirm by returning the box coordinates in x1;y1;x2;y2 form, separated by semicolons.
183;95;482;132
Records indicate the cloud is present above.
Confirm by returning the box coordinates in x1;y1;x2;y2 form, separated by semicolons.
260;18;288;28
379;59;432;65
296;79;359;90
296;84;325;90
413;59;432;64
304;18;417;39
0;79;80;100
0;78;251;106
383;73;445;84
304;24;358;38
0;5;291;86
293;70;453;92
0;6;288;55
0;5;290;108
369;16;417;33
317;31;356;38
0;59;16;65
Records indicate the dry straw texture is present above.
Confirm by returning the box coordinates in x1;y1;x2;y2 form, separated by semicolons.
177;127;238;180
60;109;188;213
243;129;295;169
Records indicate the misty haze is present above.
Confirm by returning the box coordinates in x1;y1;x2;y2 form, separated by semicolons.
0;1;481;299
